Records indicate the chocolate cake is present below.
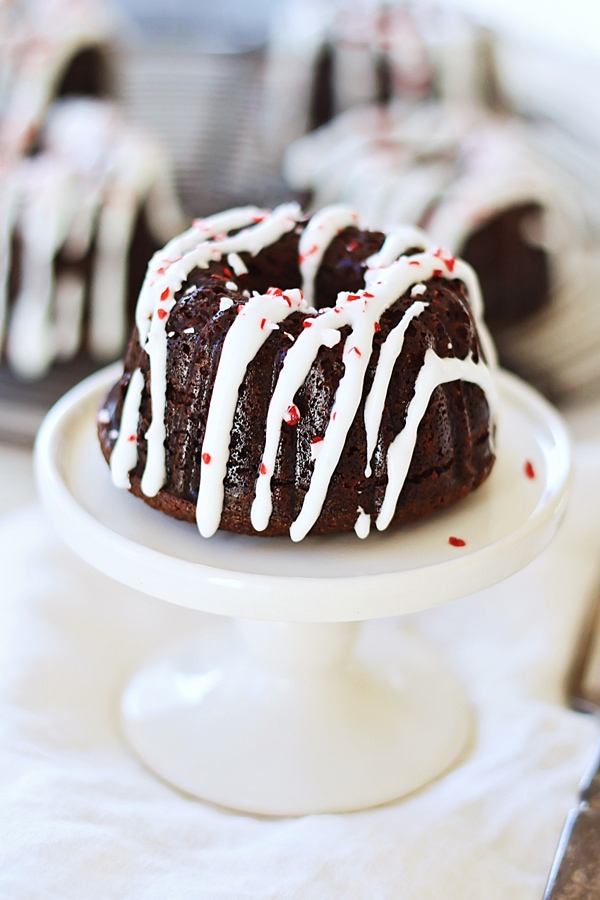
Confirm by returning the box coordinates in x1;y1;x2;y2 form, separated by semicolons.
98;204;497;542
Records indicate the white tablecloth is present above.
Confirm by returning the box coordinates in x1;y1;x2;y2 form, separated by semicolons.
1;422;600;898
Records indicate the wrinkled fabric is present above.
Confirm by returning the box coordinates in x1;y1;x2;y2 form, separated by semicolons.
0;443;599;899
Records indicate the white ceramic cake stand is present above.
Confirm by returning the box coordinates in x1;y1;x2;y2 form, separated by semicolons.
35;363;571;815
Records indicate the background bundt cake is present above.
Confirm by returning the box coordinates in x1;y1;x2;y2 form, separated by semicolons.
98;203;497;542
0;0;184;384
284;102;600;401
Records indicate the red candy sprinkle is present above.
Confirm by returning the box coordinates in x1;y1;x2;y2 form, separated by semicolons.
363;292;374;298
433;248;456;272
348;346;362;356
260;318;267;329
157;308;168;320
127;434;136;443
303;320;313;328
298;244;318;264
432;269;443;278
283;404;301;426
160;287;170;301
448;536;466;547
260;463;268;475
223;267;233;278
311;436;324;445
202;453;211;465
346;239;359;252
374;321;381;332
409;260;420;266
237;304;244;313
252;214;266;223
524;460;536;479
347;294;360;302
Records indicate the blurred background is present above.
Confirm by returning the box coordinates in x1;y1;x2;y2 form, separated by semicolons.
1;0;599;440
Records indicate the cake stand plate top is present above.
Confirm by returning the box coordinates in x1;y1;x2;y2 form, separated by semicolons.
35;364;571;622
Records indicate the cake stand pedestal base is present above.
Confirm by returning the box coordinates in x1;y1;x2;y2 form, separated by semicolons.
35;365;572;816
122;619;470;815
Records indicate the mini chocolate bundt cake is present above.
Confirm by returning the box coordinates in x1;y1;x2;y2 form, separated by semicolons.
98;203;497;541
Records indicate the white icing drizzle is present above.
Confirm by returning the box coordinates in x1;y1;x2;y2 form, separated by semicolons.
366;225;430;268
137;203;302;497
197;289;310;538
354;507;371;540
363;301;429;477
113;204;497;543
297;204;359;305
227;253;248;276
377;349;498;531
110;367;145;489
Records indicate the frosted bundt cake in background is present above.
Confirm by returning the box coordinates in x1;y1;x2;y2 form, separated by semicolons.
0;0;184;386
260;0;600;403
1;97;183;380
98;203;497;542
261;0;500;167
284;102;600;402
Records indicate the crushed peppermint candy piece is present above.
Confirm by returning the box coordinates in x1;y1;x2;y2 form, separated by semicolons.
283;332;295;342
183;327;195;334
298;244;318;264
283;404;301;426
167;331;175;337
97;408;110;424
219;297;234;312
411;283;427;297
433;247;456;272
184;285;195;295
225;281;238;291
227;253;248;276
108;429;119;441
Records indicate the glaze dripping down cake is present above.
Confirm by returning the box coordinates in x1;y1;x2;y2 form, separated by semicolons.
98;204;497;542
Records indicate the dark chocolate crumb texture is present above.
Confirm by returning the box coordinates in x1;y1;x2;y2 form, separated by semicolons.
98;204;498;541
